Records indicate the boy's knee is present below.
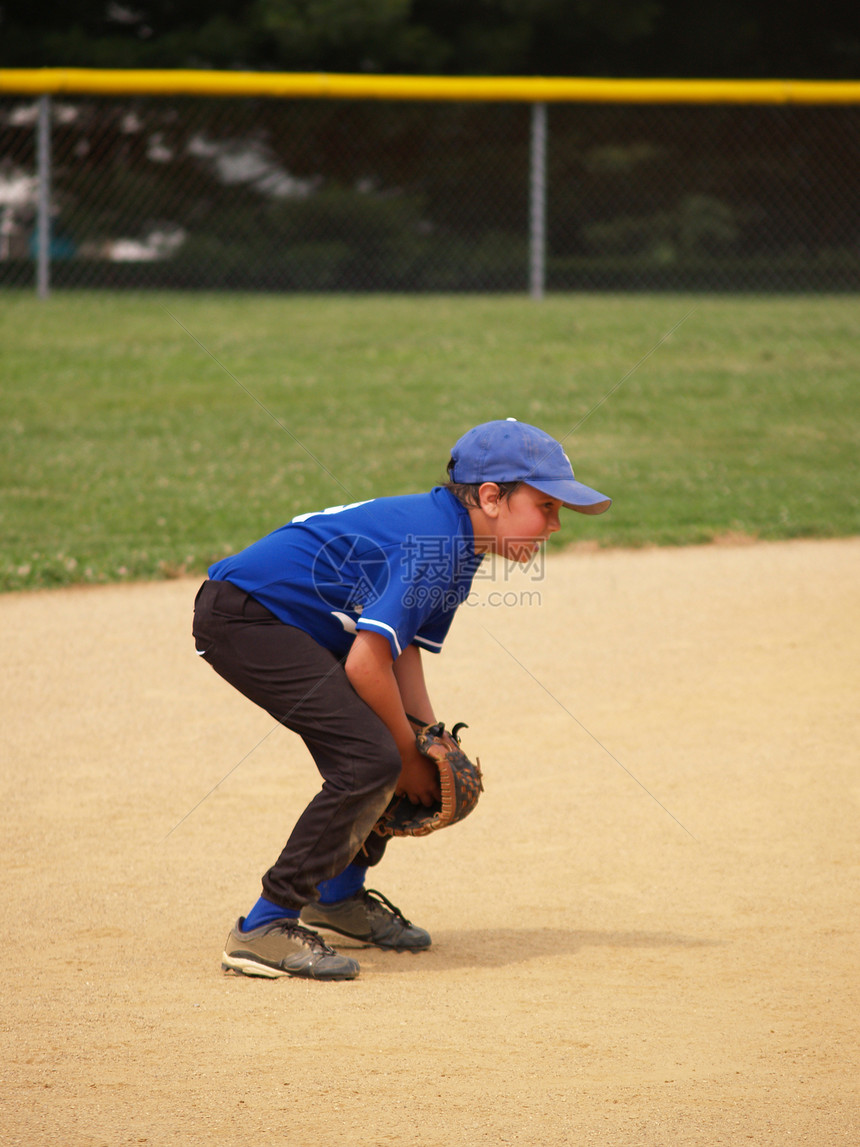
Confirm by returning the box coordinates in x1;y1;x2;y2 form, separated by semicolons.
366;743;401;793
321;737;401;797
350;719;402;793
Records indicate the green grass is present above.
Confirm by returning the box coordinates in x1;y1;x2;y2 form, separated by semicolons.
1;291;858;592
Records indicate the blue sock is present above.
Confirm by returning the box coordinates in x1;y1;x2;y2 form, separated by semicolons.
241;895;299;932
317;862;368;905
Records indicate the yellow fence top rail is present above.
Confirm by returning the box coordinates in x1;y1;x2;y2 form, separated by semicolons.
2;68;860;104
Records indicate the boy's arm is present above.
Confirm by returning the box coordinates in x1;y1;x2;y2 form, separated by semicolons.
392;642;436;726
344;631;441;807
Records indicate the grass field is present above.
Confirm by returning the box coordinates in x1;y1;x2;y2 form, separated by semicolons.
1;291;858;592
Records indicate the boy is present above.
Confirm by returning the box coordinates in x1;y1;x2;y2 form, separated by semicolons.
192;418;610;980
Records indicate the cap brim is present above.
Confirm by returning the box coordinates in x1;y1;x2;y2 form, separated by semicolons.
528;478;612;515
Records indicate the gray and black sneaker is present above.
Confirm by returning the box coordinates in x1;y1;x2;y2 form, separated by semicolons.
300;889;431;952
221;918;360;980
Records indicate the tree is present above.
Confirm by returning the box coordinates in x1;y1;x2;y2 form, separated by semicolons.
1;0;857;77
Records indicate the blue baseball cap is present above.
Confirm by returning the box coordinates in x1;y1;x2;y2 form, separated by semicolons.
449;419;611;515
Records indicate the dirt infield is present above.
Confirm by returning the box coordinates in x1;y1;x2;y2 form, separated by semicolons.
2;538;858;1146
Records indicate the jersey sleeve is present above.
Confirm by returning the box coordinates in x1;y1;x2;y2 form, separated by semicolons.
412;611;459;654
355;547;475;659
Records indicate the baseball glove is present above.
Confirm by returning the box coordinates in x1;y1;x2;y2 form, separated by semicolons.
373;719;483;838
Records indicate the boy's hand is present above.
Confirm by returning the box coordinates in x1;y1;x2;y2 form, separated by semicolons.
374;721;484;839
396;746;441;807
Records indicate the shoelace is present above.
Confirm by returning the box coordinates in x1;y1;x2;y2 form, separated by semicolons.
364;888;413;927
282;920;341;956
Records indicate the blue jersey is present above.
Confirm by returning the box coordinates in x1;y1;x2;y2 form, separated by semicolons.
208;487;483;659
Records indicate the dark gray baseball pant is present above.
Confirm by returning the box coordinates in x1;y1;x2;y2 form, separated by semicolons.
192;579;395;910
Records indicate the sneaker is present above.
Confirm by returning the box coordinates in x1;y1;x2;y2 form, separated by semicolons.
300;889;431;952
221;918;360;980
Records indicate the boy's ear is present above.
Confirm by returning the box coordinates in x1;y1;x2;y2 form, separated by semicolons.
477;482;502;516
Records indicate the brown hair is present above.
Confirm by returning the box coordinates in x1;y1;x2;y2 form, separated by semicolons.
444;458;522;508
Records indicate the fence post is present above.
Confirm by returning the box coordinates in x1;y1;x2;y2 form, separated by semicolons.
36;94;51;299
529;101;547;301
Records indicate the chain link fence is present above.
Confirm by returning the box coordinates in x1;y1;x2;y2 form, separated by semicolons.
2;92;859;293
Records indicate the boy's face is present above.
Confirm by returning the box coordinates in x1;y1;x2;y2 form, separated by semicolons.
481;482;563;562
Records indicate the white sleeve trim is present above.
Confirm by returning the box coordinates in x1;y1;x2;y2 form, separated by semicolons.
413;634;444;652
356;617;402;658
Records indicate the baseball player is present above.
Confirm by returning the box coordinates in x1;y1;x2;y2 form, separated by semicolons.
192;419;611;980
